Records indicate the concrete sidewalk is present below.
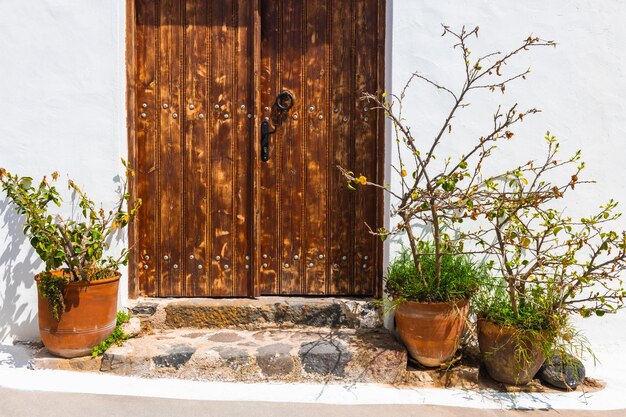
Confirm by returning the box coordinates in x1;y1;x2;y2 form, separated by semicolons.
2;386;626;417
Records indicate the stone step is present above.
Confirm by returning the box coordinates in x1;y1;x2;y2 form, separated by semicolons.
130;297;383;331
99;327;406;384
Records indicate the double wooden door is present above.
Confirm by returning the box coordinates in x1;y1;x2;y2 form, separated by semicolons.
130;0;385;298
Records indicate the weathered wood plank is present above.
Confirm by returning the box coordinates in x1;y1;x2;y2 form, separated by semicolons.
258;0;280;294
233;0;253;296
328;0;355;295
251;0;262;296
375;0;386;298
304;0;329;294
353;0;379;295
183;0;209;296
209;0;235;296
134;0;158;297
157;0;184;297
278;0;305;294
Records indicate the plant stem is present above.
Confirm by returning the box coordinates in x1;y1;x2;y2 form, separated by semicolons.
403;215;427;287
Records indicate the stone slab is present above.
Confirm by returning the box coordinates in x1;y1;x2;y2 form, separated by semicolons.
100;328;406;384
127;297;383;331
29;349;102;372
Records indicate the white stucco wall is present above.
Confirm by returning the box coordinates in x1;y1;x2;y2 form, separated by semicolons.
0;0;625;353
0;1;127;343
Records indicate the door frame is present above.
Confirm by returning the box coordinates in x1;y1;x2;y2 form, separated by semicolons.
125;0;386;299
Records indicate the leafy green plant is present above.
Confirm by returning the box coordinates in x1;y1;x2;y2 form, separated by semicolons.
0;161;140;319
386;243;489;303
474;135;626;363
37;271;67;320
341;26;555;298
92;310;132;357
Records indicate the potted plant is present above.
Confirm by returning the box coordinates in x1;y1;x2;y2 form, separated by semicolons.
341;26;555;367
385;244;488;366
0;162;139;358
473;136;626;385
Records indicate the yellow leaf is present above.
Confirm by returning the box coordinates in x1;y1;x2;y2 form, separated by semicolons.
357;175;367;185
521;177;528;185
400;169;407;177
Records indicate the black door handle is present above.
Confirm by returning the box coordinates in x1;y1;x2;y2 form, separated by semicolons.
261;120;275;162
261;91;294;162
276;91;294;111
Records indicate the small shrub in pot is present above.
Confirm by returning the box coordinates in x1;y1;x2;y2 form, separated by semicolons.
473;137;626;385
0;161;140;357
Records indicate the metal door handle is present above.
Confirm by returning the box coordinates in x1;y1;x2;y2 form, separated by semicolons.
261;92;294;162
276;91;294;111
261;120;275;162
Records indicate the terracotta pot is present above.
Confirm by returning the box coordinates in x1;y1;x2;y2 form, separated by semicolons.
477;318;545;385
394;299;469;367
35;271;120;358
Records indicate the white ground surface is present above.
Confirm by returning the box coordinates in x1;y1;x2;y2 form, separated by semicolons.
0;340;625;412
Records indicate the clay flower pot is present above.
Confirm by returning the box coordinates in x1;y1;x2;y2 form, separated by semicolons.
477;318;545;385
394;299;469;367
35;271;120;358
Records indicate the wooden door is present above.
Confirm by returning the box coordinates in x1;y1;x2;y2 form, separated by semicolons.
257;0;385;296
132;0;255;297
130;0;385;298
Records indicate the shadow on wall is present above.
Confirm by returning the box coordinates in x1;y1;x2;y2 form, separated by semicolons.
0;175;129;343
0;198;41;343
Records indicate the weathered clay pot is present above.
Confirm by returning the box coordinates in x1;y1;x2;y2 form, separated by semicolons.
478;318;545;385
35;271;120;358
394;299;469;367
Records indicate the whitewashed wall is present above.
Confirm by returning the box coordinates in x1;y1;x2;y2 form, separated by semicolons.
0;0;625;352
0;1;127;343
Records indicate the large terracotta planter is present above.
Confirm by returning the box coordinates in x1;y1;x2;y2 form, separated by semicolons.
394;299;469;367
35;271;120;358
478;318;545;385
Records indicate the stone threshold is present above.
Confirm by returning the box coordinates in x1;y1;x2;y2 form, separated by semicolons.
31;327;407;385
27;329;604;392
129;296;384;331
26;297;606;392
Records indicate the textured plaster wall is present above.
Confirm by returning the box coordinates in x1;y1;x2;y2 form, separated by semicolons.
0;1;127;343
1;0;626;348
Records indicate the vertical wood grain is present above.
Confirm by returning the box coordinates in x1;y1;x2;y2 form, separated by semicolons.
234;0;254;296
209;0;235;296
303;0;329;294
278;0;305;294
183;0;209;296
252;0;262;296
353;0;379;295
135;0;158;296
375;0;386;298
328;0;355;295
258;0;280;294
157;0;184;297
